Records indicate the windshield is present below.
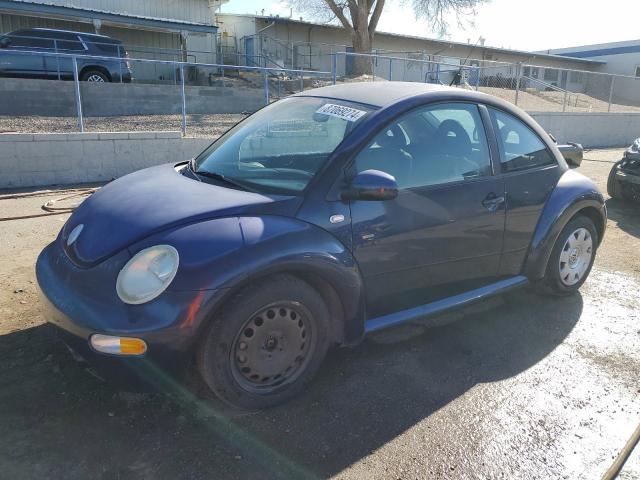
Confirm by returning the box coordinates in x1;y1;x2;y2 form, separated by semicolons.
193;96;374;194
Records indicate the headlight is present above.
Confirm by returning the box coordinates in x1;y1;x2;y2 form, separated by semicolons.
116;245;179;304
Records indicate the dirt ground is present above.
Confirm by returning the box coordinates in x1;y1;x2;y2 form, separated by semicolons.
0;114;248;138
0;150;639;479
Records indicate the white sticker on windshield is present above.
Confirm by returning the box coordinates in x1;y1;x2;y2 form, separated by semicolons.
315;103;367;122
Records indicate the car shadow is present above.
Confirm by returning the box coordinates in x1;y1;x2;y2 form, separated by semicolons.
0;288;582;479
605;197;640;238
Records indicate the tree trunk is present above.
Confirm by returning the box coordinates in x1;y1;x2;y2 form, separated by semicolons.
351;28;373;77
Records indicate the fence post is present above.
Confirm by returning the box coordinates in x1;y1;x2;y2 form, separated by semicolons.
54;40;61;80
475;66;481;91
117;44;123;83
300;73;304;92
72;56;84;133
263;68;269;105
332;53;337;84
562;87;568;113
389;57;393;81
515;62;522;106
608;76;615;113
180;64;187;136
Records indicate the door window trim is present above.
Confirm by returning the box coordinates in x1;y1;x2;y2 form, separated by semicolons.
487;106;558;175
342;100;500;192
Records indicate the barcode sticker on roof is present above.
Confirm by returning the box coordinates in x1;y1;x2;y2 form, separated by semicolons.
315;103;367;122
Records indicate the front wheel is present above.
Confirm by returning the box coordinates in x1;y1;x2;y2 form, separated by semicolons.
534;216;598;296
607;160;624;200
197;274;331;409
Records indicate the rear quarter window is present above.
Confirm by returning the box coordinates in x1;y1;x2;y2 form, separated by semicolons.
490;108;556;173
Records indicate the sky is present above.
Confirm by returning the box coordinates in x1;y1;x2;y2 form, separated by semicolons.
220;0;640;52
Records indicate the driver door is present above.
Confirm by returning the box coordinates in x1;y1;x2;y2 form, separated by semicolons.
348;102;506;317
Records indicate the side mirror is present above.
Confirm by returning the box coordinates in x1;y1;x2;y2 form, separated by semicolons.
341;169;399;201
0;37;10;49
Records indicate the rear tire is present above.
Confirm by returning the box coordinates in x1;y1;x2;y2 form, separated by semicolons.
81;70;109;82
197;274;331;410
607;160;624;199
533;216;598;296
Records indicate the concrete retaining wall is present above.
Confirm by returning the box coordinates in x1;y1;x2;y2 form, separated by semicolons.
0;78;265;116
530;112;640;148
0;132;212;189
3;111;640;190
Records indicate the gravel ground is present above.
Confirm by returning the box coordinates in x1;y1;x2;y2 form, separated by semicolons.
0;150;638;479
0;114;248;138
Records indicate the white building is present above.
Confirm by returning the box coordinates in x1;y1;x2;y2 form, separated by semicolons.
544;40;640;104
215;13;602;77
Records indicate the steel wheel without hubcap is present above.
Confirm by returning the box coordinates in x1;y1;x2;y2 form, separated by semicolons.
230;302;315;394
559;227;593;286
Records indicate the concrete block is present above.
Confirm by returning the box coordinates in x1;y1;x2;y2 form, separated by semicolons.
98;132;131;140
83;139;115;157
0;133;34;142
65;133;101;141
114;139;146;158
32;133;73;142
0;173;22;189
154;131;183;139
128;131;159;140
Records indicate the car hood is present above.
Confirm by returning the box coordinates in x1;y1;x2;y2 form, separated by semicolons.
62;163;301;266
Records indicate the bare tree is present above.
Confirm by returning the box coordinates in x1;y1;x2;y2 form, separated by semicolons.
291;0;487;76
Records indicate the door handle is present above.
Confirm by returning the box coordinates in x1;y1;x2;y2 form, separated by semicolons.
482;193;505;212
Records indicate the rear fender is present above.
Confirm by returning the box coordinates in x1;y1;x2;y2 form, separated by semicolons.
523;169;606;280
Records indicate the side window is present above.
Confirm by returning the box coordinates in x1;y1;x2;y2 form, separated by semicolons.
490;108;556;173
57;35;85;52
9;33;54;50
353;102;492;189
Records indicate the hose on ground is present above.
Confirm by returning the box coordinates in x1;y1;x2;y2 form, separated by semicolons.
0;187;98;222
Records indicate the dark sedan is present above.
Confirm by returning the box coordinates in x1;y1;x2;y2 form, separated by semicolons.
0;28;131;82
37;82;606;409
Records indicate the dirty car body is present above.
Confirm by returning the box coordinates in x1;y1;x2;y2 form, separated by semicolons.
36;82;606;408
608;138;640;202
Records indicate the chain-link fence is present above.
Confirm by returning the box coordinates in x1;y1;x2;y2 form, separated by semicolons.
334;51;640;114
3;44;640;136
0;49;332;136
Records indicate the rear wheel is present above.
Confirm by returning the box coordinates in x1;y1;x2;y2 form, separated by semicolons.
81;70;109;82
534;216;598;296
197;274;331;409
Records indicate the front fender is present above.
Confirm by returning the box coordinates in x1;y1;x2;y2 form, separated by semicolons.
524;169;606;280
132;215;365;344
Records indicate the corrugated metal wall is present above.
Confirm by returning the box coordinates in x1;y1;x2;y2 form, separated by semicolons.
11;0;213;25
0;13;94;34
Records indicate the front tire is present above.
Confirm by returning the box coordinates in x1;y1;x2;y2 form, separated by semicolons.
197;274;331;409
534;216;598;296
607;160;624;200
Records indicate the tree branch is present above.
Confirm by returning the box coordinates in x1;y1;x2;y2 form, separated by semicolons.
368;0;385;34
322;0;354;30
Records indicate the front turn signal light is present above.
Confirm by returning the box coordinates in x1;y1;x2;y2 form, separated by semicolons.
90;334;147;356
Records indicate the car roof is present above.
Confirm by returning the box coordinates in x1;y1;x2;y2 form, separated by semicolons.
10;28;117;41
295;82;466;108
295;81;527;113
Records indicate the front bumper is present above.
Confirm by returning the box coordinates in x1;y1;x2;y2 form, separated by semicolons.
36;241;218;389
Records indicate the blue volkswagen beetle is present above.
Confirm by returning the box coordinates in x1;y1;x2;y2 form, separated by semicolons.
37;82;606;409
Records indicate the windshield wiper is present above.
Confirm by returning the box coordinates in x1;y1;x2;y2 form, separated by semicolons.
193;169;258;193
